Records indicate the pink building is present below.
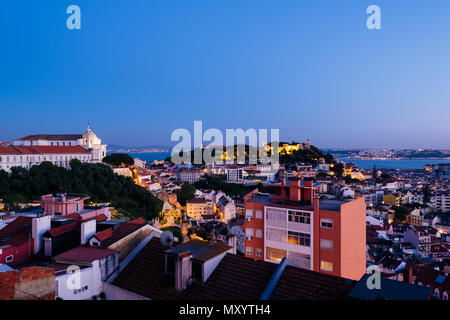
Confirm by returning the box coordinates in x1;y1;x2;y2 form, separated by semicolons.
36;194;111;220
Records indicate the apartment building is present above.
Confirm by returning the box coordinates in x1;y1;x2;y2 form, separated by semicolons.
243;177;366;281
431;193;450;213
186;198;214;220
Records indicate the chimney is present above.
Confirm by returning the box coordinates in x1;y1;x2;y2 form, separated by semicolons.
32;215;51;254
80;219;96;245
175;251;192;291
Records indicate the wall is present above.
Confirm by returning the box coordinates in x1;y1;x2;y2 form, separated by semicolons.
0;266;55;300
340;197;366;281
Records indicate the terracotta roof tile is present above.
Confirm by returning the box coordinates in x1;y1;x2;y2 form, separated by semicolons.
0;216;33;247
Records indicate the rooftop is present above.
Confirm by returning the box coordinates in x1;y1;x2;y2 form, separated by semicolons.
165;239;232;262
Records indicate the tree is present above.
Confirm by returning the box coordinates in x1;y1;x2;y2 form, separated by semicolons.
394;206;409;222
176;182;197;206
102;153;135;167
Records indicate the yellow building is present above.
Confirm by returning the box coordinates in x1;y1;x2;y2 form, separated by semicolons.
264;142;309;155
407;208;423;226
383;193;404;206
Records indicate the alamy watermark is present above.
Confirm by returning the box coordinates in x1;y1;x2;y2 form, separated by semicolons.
171;121;280;172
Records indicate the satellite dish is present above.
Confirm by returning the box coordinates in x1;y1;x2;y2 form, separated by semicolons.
161;230;174;247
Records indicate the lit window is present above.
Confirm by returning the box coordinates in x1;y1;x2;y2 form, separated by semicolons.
266;247;286;262
320;261;333;272
288;231;310;247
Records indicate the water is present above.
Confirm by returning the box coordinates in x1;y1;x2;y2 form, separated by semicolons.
127;152;171;163
340;158;450;170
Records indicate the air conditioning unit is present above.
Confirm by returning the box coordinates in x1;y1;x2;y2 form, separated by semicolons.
246;217;252;221
246;236;253;241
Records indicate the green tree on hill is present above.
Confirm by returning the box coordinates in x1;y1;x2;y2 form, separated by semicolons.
102;153;135;167
0;160;162;220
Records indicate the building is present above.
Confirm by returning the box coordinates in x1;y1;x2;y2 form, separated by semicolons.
48;246;119;300
384;193;405;206
431;193;450;213
0;126;107;173
227;166;243;183
176;168;205;184
404;229;432;258
0;266;55;300
36;193;111;220
186;198;214;221
243;177;366;281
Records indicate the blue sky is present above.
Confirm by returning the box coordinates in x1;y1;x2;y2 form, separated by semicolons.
1;0;449;149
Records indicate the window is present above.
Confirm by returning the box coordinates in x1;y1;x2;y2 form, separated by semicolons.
266;227;287;242
320;239;333;251
443;292;448;300
255;229;263;239
6;255;13;262
320;261;333;272
288;211;311;224
245;209;254;220
246;246;254;256
246;228;254;237
288;231;310;247
255;210;262;219
266;247;286;262
255;248;263;257
192;261;203;282
320;219;333;229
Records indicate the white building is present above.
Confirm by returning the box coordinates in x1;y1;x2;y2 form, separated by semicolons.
431;194;450;213
0;126;107;173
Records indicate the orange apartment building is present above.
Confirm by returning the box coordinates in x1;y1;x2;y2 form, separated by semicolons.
243;177;366;281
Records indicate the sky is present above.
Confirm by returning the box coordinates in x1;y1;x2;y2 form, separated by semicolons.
1;0;449;149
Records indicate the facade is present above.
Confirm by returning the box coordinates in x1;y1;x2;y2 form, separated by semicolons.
431;194;450;213
226;167;243;183
243;177;366;281
176;168;205;184
0;126;107;173
0;266;55;300
36;193;111;220
186;198;214;220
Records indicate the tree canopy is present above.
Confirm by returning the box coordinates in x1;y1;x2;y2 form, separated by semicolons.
102;153;135;167
0;160;162;220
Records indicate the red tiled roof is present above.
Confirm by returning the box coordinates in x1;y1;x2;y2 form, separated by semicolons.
55;246;117;263
0;216;33;247
99;218;147;247
270;265;355;300
185;254;279;300
112;237;183;300
14;134;82;141
93;228;114;242
45;221;79;237
95;214;108;222
0;145;90;155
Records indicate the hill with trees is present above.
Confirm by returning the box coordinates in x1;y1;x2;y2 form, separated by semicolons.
0;160;162;220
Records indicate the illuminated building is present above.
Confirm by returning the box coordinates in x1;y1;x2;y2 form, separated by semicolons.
243;177;366;280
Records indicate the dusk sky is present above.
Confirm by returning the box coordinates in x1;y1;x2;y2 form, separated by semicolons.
1;0;449;149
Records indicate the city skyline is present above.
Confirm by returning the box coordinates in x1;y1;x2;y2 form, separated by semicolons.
1;0;450;149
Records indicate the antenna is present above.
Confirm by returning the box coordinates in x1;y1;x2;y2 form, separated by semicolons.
160;230;174;247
